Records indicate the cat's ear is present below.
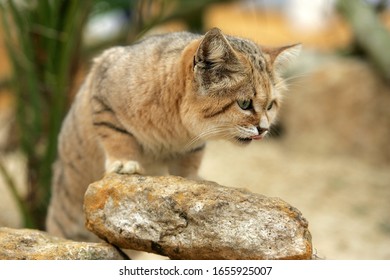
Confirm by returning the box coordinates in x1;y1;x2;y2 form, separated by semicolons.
194;27;239;70
263;44;302;72
193;28;245;94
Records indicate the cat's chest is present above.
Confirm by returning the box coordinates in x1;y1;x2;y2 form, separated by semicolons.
140;135;204;160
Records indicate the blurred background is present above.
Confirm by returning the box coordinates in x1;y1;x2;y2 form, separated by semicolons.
0;0;389;259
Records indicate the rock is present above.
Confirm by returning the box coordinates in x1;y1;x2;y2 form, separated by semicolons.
0;227;127;260
84;174;313;260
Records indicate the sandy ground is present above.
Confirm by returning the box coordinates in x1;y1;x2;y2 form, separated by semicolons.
200;139;390;260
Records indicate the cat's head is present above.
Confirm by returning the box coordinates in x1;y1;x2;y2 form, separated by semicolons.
183;27;300;146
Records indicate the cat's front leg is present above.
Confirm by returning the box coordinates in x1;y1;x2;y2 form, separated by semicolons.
101;134;145;175
91;96;144;176
96;129;145;176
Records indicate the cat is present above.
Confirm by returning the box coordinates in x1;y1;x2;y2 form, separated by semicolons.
46;27;300;241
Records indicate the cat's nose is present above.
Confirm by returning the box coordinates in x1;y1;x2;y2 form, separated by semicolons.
256;126;269;135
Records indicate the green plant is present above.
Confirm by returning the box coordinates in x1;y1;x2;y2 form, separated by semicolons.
0;0;92;228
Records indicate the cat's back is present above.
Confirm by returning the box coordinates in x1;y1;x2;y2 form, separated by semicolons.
86;31;200;100
94;31;200;70
130;31;200;58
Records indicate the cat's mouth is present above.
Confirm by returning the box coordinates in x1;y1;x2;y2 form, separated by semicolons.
235;132;267;144
235;135;264;144
235;137;253;144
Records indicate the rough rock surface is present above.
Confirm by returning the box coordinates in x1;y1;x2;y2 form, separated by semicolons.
0;227;126;260
84;174;312;259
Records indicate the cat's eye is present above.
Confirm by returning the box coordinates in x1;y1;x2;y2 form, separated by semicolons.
237;99;253;110
267;100;275;111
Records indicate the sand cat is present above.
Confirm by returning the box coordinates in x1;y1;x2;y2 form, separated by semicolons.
46;28;300;241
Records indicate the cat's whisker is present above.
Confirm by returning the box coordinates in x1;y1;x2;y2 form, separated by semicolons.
186;128;229;146
184;126;235;150
276;72;308;89
286;79;307;87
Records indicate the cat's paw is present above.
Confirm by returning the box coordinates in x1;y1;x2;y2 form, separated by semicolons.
105;160;144;175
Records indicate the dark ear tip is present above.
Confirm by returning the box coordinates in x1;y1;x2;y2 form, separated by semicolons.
206;27;222;36
290;43;303;49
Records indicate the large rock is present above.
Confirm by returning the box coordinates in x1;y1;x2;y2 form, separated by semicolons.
0;227;126;260
84;174;312;259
